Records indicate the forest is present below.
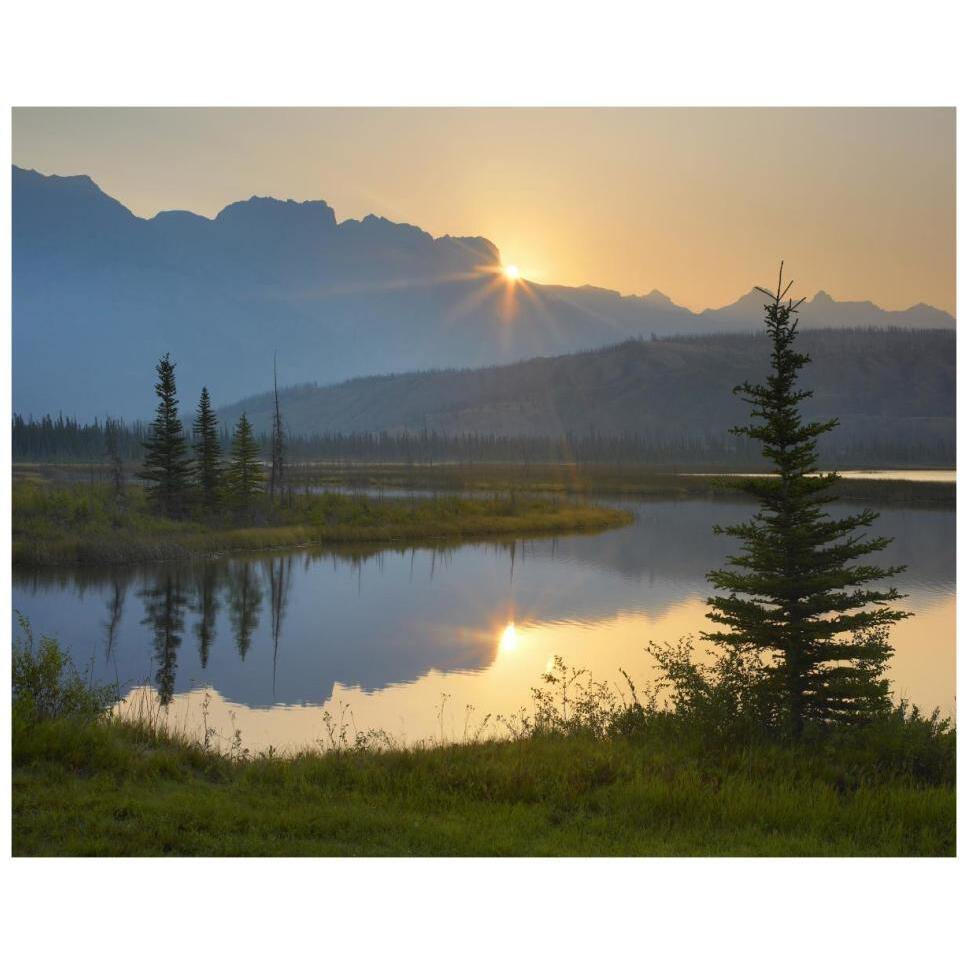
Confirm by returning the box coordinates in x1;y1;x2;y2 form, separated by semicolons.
11;413;955;468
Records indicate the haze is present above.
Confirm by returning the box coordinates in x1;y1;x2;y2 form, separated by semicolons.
12;107;956;314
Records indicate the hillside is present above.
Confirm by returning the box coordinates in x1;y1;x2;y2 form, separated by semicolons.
223;328;956;462
13;165;954;421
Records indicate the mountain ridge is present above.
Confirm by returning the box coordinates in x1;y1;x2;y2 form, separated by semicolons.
13;165;955;420
15;164;952;318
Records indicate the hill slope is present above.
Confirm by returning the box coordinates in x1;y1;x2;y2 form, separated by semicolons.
223;328;956;462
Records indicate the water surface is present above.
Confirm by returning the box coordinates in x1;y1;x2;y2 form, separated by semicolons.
12;495;955;751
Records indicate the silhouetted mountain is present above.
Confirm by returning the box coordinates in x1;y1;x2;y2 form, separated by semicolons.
13;165;954;420
223;328;955;462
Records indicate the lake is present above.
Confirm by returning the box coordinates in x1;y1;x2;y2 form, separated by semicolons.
12;494;955;752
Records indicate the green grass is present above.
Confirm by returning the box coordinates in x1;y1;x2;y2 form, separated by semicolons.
12;630;956;857
13;713;955;856
12;477;631;566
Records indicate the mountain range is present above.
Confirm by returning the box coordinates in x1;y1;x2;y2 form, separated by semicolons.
12;164;955;422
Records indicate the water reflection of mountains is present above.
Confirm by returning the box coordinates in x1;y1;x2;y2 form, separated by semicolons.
12;499;954;709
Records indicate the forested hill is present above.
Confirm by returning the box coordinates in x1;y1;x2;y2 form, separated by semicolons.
222;328;956;463
13;164;954;421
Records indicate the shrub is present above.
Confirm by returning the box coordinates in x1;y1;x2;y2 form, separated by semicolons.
12;613;119;724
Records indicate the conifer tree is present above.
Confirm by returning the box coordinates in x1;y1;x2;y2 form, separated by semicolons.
226;413;263;513
192;386;223;512
705;265;909;737
138;354;192;517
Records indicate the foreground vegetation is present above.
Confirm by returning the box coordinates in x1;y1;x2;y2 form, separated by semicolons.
12;477;630;566
12;628;955;856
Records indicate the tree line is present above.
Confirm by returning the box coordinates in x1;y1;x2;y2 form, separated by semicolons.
12;415;954;468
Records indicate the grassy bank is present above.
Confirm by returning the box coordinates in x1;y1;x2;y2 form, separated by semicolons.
13;633;956;857
12;478;631;566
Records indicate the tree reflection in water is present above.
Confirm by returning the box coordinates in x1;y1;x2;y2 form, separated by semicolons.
103;575;126;663
192;565;220;669
139;572;188;706
228;561;262;661
266;556;292;698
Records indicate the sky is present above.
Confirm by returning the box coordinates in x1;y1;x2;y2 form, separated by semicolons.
12;107;956;314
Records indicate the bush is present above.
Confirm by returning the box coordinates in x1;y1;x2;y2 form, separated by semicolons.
822;702;957;787
647;636;782;743
12;613;119;724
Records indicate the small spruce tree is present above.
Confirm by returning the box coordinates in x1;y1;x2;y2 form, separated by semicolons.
705;264;910;737
226;413;263;514
138;354;192;517
193;387;223;512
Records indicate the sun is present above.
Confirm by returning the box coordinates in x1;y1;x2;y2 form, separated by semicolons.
503;264;520;281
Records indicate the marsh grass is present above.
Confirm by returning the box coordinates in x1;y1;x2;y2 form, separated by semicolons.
12;476;631;566
12;628;955;856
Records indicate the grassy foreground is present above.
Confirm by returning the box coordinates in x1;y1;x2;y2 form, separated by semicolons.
14;711;955;856
12;634;956;857
12;478;631;566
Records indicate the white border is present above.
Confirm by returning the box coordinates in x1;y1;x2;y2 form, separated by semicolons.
2;2;958;957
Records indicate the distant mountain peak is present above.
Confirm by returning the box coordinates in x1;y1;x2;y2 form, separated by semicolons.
150;208;210;224
728;288;768;308
214;194;337;230
641;288;677;307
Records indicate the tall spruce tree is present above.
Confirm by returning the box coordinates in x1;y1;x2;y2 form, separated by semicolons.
138;354;192;517
193;387;223;512
227;413;263;513
705;265;909;737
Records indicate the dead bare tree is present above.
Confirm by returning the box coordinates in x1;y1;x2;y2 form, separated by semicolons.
269;352;286;504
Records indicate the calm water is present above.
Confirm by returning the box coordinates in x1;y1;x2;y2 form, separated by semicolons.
12;496;955;751
684;470;957;483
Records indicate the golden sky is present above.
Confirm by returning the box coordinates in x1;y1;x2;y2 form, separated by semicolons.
12;107;956;314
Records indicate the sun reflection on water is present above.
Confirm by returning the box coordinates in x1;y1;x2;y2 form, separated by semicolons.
499;621;519;653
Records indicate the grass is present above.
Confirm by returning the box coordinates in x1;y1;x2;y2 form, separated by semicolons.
12;632;956;857
13;718;955;856
12;476;631;566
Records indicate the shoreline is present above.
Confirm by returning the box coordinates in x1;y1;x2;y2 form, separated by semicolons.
12;488;632;568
